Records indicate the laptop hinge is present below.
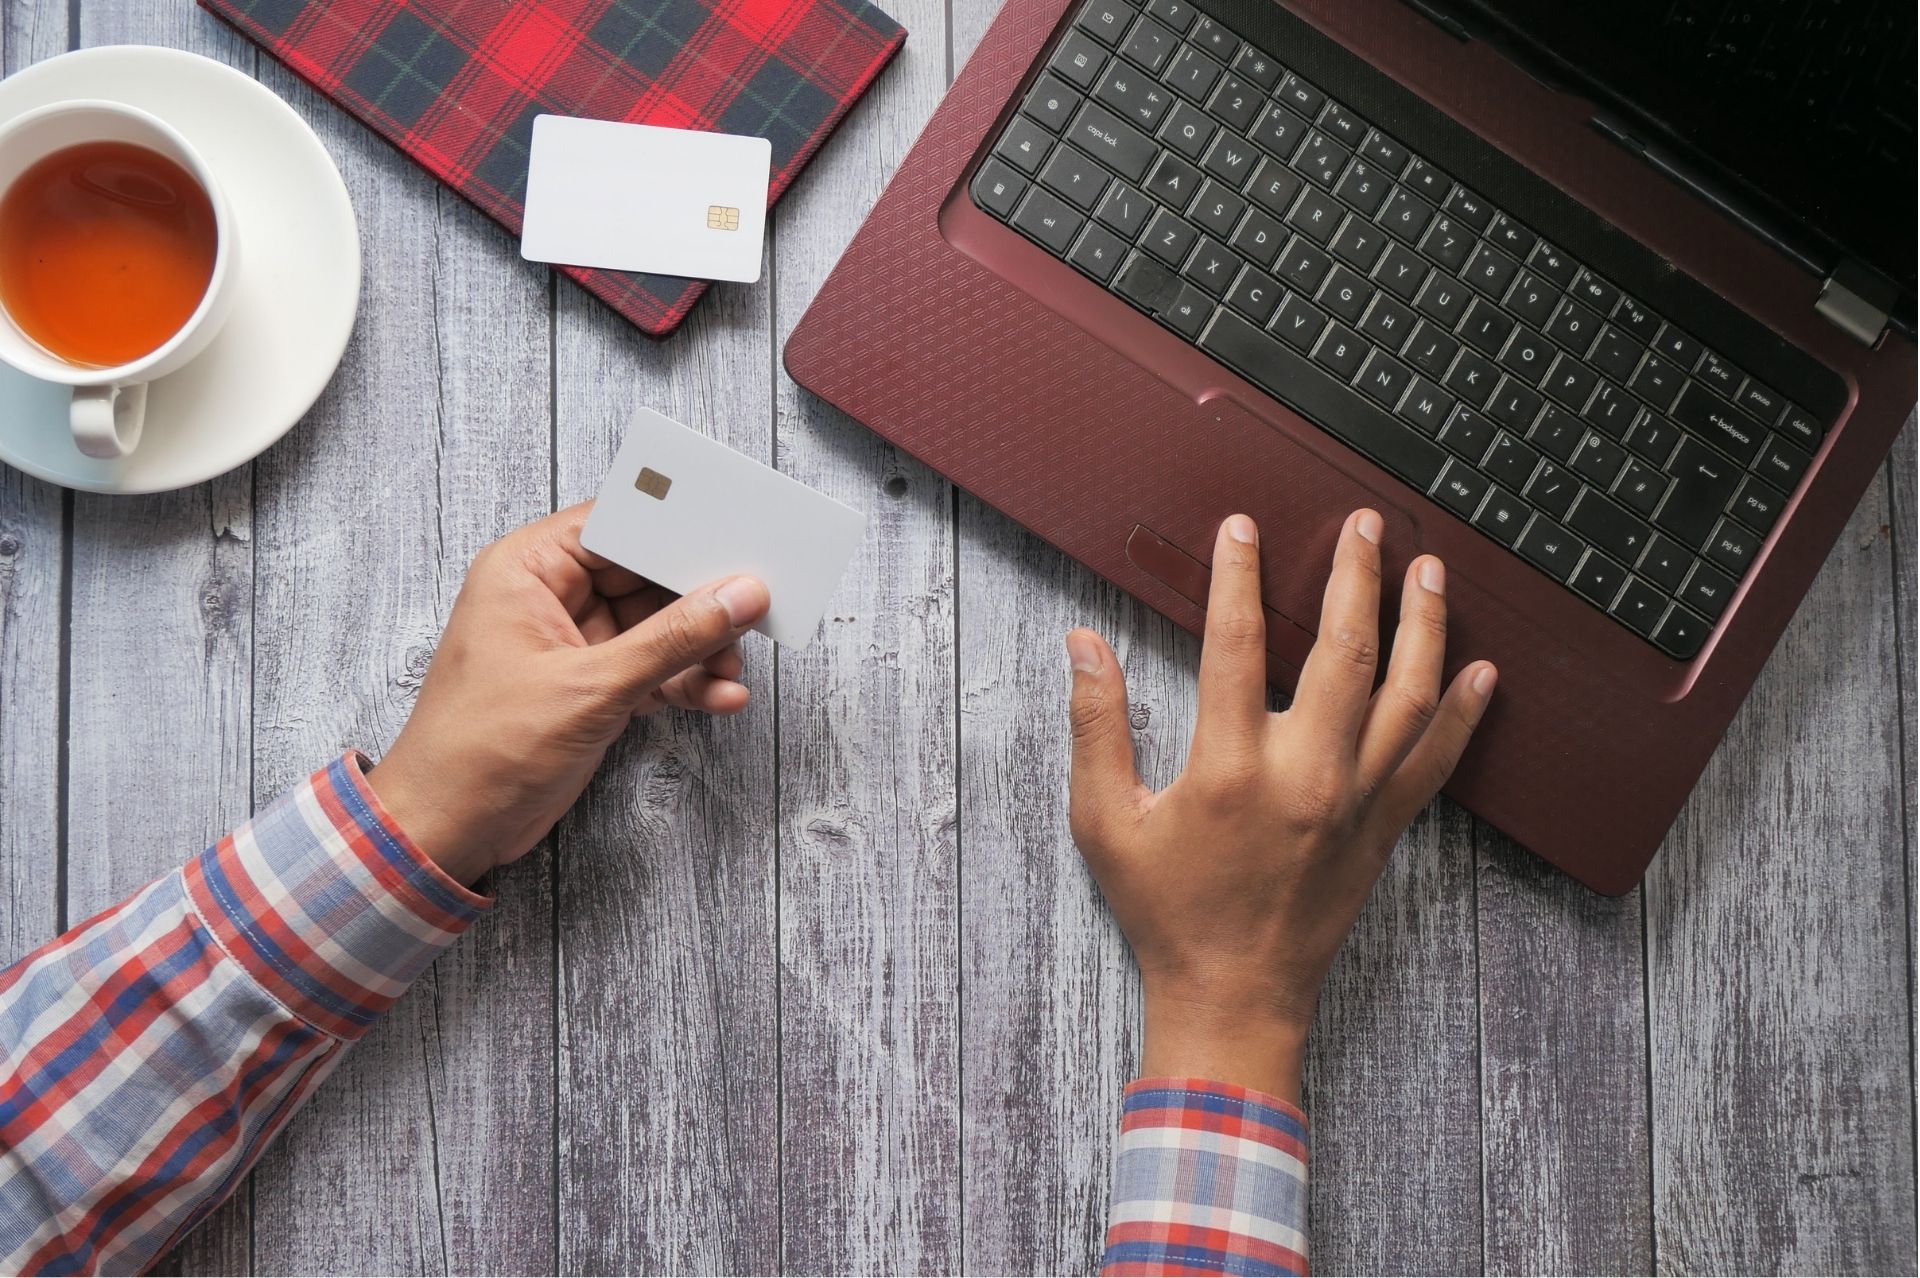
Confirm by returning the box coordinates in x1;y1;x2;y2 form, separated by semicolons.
1816;260;1895;348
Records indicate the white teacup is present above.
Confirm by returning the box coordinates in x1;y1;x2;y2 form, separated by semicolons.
0;100;239;459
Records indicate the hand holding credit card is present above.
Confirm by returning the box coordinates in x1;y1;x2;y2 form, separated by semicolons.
582;409;867;649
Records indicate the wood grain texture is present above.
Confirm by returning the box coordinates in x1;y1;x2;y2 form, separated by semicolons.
772;0;962;1265
552;262;781;1273
1889;414;1915;986
1647;467;1917;1275
1476;831;1653;1275
243;90;555;1273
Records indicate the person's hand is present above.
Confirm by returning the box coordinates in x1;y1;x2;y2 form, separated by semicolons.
1065;510;1497;1104
365;502;770;886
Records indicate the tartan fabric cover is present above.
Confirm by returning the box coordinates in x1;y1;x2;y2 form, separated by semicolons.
199;0;906;336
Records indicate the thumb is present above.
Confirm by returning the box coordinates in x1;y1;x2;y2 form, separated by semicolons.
594;575;769;703
1065;628;1148;853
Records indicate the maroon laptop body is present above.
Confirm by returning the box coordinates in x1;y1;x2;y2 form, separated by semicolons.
784;0;1917;893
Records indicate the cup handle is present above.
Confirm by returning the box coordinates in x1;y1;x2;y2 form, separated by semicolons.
71;383;147;459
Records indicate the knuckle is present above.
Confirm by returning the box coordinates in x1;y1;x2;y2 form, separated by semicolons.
1209;611;1267;654
1390;682;1441;731
1196;753;1264;804
1405;600;1449;643
1068;689;1115;743
1322;625;1379;671
1286;760;1352;828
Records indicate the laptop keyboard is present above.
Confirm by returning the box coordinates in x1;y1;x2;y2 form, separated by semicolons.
969;0;1833;661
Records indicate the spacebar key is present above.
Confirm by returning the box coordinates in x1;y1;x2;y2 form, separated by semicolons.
1199;309;1447;490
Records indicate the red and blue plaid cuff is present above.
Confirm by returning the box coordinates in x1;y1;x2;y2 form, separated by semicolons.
1101;1077;1311;1277
182;752;490;1041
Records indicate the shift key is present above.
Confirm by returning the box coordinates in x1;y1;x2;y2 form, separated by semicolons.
1065;103;1158;182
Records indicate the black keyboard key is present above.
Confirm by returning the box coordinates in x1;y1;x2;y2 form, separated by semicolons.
1543;298;1601;352
1637;534;1692;591
1285;185;1342;244
1405;322;1459;378
1734;378;1786;426
1625;413;1681;465
1704;518;1759;576
1377;186;1436;243
1022;75;1083;132
1679;560;1735;620
1627;352;1684;411
1524;460;1578;518
1514;513;1584;580
1438;404;1496;459
1541;352;1598;409
1729;475;1784;533
1656;437;1742;547
1777;402;1822;448
1568;488;1652;562
1417;213;1472;272
1275;236;1333;291
1754;434;1812;490
1318;101;1368;147
1065;103;1157;181
1094;181;1152;237
1569;267;1619;312
1402;157;1449;202
1504;271;1559;327
1414;275;1470;326
1113;251;1182;312
1459;296;1513;355
1462;240;1520;296
1570;548;1628;609
1484;211;1534;258
1484;431;1542;490
1229;206;1287;267
1611;577;1667;636
1432;458;1491;516
1184;237;1245;296
1582;379;1640;439
1120;15;1178;72
1527;405;1582;462
1190;180;1248;236
1312;322;1370;379
1670;382;1763;463
1527;240;1576;287
1443;184;1493;231
1204;75;1262;132
1373;240;1429;301
1224;265;1283;324
1163;44;1223;102
1198;308;1446;488
1095;58;1174;129
1146;0;1195;29
1270;291;1327;350
1651;322;1702;370
1230;44;1282;90
1359;128;1407;173
1442;346;1498;405
1334;158;1393;216
1356;293;1415;347
1330;216;1389;272
1589;326;1642;381
1144;149;1202;205
1141;206;1200;265
1571;430;1627;487
971;159;1028;219
1472;485;1530;545
1275;71;1325;117
1049;30;1110;90
1011;186;1084;252
1246;155;1304;218
1038;144;1111;210
1613;456;1668;517
1695;349;1741;396
994;115;1054;175
1161;282;1213;337
1396;378;1454;434
1077;0;1136;47
1189;15;1237;60
1611;294;1661;342
1157;100;1216;162
1292;131;1350;188
1356;348;1414;408
1651;605;1708;660
1500;325;1555;384
1068;221;1131;282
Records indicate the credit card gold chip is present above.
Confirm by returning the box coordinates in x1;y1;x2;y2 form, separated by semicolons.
634;467;672;499
706;204;740;230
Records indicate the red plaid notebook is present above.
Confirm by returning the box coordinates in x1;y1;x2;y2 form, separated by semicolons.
201;0;906;337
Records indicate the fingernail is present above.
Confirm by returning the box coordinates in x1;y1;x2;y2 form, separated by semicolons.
713;576;769;626
1355;510;1383;544
1225;514;1258;544
1418;557;1445;594
1472;663;1499;696
1066;630;1102;674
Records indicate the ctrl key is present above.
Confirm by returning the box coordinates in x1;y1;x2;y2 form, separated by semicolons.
1009;186;1084;254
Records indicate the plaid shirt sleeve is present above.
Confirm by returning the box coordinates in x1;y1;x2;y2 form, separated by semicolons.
1100;1077;1311;1277
0;753;487;1275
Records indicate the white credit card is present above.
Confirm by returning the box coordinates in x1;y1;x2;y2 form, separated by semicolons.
520;115;771;283
581;408;866;649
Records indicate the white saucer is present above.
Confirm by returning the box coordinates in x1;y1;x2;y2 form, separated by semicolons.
0;46;359;494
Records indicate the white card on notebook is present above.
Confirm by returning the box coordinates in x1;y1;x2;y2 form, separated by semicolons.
520;115;771;283
581;408;866;649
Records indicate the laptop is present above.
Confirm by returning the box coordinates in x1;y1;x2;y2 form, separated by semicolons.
784;0;1917;893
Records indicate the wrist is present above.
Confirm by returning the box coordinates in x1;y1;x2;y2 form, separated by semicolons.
1140;988;1311;1106
362;744;492;887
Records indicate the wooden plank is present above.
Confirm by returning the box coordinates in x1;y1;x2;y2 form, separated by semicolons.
550;267;781;1269
772;0;961;1265
1648;468;1917;1274
1476;831;1653;1274
1889;414;1915;956
241;78;556;1272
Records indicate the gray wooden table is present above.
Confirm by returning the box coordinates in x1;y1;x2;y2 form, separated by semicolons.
3;2;1915;1273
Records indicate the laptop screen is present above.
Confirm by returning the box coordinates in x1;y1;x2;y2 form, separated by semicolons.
1430;0;1916;307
